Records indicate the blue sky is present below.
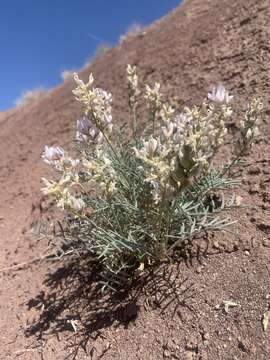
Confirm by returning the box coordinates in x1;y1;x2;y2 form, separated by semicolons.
0;0;180;110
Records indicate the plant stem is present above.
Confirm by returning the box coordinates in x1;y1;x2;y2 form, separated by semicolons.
101;129;117;156
151;109;157;135
132;104;138;140
221;146;245;176
157;192;170;258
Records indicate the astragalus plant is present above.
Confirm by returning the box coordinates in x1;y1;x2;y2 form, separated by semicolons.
41;66;262;290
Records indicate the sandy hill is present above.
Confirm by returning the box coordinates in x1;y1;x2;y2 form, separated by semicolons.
1;0;270;359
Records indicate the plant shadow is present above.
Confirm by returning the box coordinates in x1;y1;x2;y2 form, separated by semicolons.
25;255;195;359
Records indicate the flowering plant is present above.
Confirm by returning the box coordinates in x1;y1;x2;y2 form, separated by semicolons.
41;66;262;290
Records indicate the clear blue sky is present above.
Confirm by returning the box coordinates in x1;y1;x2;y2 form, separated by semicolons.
0;0;181;110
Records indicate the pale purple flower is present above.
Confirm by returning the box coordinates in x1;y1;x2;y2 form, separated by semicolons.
207;85;233;104
76;118;92;142
76;118;92;135
76;117;104;144
42;145;65;166
76;131;88;143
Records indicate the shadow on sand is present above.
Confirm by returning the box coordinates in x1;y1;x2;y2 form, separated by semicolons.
25;255;195;359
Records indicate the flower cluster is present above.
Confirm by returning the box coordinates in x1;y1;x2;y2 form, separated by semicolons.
73;73;113;134
144;82;163;134
42;69;261;207
239;97;262;151
41;177;85;211
133;85;233;201
42;145;65;168
41;72;119;213
127;64;139;107
82;147;117;194
41;146;83;211
72;74;117;195
134;136;172;201
145;83;162;111
42;145;80;170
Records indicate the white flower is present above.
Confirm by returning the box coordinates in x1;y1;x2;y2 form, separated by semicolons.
127;64;139;104
68;196;85;211
99;89;112;103
127;65;139;91
207;85;233;104
73;73;94;99
104;114;112;124
162;122;174;139
149;180;161;202
63;158;80;169
245;128;253;140
144;137;159;157
145;83;162;110
133;136;160;160
134;137;159;159
108;181;116;193
42;146;65;167
160;104;175;124
41;177;57;195
175;113;191;125
174;113;192;135
72;74;113;134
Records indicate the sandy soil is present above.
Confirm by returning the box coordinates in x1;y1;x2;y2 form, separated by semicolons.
0;0;270;359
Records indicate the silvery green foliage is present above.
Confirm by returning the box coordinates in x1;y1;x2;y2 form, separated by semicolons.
41;66;262;290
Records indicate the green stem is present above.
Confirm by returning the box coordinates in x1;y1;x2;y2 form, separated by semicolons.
221;145;245;177
157;191;170;258
100;129;117;157
151;109;156;135
132;104;137;140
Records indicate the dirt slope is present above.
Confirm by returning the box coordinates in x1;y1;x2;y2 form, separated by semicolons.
0;0;270;359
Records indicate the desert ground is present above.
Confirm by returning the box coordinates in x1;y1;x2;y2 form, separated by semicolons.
0;0;270;359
